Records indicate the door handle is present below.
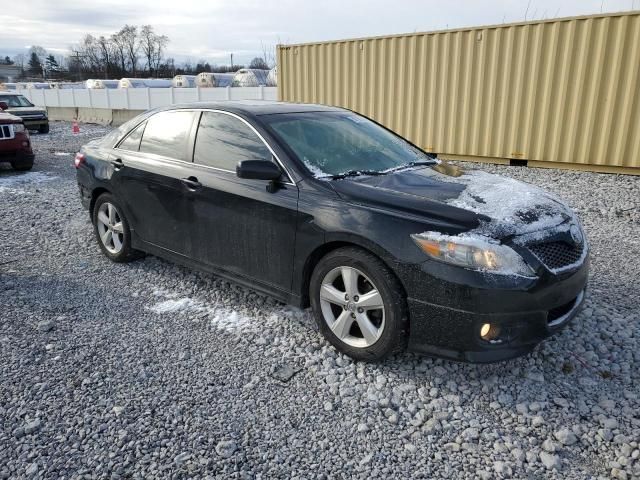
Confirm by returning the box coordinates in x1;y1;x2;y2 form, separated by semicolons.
111;158;124;171
181;176;202;190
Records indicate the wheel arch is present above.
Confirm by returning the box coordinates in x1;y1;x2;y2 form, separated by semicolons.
89;187;112;220
299;238;408;309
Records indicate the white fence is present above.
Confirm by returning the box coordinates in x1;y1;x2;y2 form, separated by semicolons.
16;86;278;110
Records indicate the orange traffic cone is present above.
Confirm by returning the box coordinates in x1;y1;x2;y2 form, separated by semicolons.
72;120;80;134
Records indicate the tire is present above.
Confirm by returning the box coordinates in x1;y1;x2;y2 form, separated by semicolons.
11;161;33;171
38;123;49;134
92;193;143;263
310;247;408;361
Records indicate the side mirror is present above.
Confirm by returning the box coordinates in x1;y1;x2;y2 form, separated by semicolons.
236;160;282;181
0;102;8;111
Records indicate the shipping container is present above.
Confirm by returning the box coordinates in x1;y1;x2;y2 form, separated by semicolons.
278;12;640;174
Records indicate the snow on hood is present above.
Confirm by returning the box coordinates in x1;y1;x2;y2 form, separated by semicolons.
442;169;574;238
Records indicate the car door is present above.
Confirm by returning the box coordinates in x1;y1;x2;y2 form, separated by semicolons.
110;110;198;256
187;110;299;293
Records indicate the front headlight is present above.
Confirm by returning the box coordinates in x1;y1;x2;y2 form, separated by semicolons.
13;123;26;133
411;232;536;277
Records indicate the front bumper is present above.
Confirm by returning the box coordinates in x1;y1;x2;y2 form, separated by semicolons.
0;135;34;164
405;257;589;363
22;118;48;128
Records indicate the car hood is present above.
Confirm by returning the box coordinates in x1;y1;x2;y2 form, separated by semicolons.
8;107;47;116
330;163;575;239
0;111;22;124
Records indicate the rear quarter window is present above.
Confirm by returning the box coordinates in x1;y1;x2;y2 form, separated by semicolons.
139;111;196;160
117;121;146;152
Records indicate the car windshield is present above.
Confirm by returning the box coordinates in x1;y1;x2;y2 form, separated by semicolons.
0;95;34;108
262;111;434;178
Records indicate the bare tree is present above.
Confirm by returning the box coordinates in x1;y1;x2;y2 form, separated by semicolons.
153;34;169;75
111;29;128;75
96;36;115;78
119;25;139;77
260;41;276;68
249;57;269;70
13;53;25;76
139;25;167;77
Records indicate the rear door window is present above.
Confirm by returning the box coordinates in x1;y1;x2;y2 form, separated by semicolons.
117;122;146;152
139;111;195;160
193;111;272;171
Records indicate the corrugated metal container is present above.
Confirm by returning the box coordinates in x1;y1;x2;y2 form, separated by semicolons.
278;12;640;174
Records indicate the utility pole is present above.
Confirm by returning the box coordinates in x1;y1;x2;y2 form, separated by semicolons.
230;53;233;71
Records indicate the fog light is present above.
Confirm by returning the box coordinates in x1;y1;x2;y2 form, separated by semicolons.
480;323;503;343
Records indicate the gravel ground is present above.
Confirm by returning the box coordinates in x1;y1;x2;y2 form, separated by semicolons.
1;121;639;479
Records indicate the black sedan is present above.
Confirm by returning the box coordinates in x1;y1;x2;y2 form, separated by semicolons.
75;101;588;363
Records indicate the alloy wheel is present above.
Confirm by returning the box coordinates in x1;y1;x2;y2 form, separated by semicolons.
96;202;124;254
319;266;385;348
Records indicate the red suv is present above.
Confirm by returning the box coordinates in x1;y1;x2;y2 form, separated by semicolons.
0;102;34;171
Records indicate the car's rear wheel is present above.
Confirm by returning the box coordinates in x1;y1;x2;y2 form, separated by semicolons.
38;124;49;134
310;247;407;361
92;193;142;263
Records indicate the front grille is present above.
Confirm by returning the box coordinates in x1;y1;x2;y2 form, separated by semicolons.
0;125;14;140
528;241;584;271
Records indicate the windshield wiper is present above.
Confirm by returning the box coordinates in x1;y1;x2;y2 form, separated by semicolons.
387;160;437;172
320;169;388;180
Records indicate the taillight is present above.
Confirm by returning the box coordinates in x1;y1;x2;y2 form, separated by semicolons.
74;152;86;168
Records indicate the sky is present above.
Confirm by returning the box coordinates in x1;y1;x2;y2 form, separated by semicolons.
0;0;637;65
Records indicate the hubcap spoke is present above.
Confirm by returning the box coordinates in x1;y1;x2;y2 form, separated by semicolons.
320;284;346;306
357;289;383;310
107;203;116;224
97;211;110;227
101;229;112;247
331;310;354;339
356;314;380;344
112;233;123;250
341;267;359;298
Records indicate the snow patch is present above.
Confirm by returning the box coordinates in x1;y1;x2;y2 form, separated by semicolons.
146;292;252;333
54;152;71;156
440;169;573;237
0;172;56;194
302;157;331;179
148;298;196;314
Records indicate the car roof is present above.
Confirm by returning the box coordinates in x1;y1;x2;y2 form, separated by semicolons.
160;100;346;117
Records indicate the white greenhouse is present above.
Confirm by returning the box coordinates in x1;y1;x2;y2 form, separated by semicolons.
266;66;277;87
85;79;120;89
231;69;270;87
118;78;172;88
195;72;235;88
172;75;196;88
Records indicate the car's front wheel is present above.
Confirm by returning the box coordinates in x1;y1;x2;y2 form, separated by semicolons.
310;247;408;361
39;123;49;134
92;193;143;263
11;160;33;171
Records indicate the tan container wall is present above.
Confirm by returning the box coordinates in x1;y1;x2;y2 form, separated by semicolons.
278;12;640;171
